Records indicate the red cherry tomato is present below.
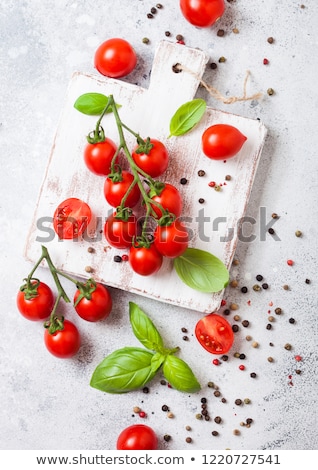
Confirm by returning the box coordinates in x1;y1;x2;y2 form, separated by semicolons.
104;212;137;249
202;124;247;160
84;139;118;176
132;139;169;178
129;243;163;276
44;320;81;359
104;171;141;209
94;38;137;78
154;220;189;258
74;282;112;322
17;281;54;321
53;198;92;240
116;424;158;450
180;0;225;28
149;183;183;219
195;313;234;354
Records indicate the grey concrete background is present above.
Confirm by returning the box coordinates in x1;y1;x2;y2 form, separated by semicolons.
0;0;317;450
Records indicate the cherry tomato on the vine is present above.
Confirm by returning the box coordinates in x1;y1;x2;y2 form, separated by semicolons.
104;171;141;208
149;183;183;219
154;220;189;258
131;139;169;178
180;0;225;28
116;424;158;450
74;282;113;322
104;212;137;249
17;281;54;321
84;139;118;176
195;313;234;355
129;243;163;276
94;38;137;78
44;320;81;359
202;124;247;160
53;198;92;240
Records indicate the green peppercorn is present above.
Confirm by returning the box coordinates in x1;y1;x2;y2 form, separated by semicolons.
253;284;261;291
295;230;302;237
267;87;275;95
218;56;226;63
142;37;150;44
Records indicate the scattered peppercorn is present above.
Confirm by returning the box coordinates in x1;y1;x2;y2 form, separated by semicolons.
87;246;95;253
198;198;205;204
217;29;225;37
211;430;219;436
235;399;242;406
275;307;282;315
230;303;239;310
283;284;289;290
162;405;169;412
165;31;171;37
230;280;238;287
225;174;232;181
233;429;241;435
268;227;275;235
232;27;239;34
239;353;246;360
267;36;274;44
233;314;240;321
289;318;295;324
180;177;187;185
143;387;149;393
147;13;154;18
253;284;261;291
133;406;141;413
214;390;221;397
221;397;227;403
221;354;228;361
223;308;230;315
163;434;171;442
176;34;184;41
214;185;221;191
160;379;166;385
239;364;245;371
232;325;239;332
266;324;272;330
241;286;248;293
113;255;122;263
167;412;174;418
150;7;157;14
195;413;202;420
262;283;269;289
295;230;302;237
252;341;259;348
218;56;226;63
287;259;294;266
242;320;250;327
267;88;274;95
246;335;252;341
185;425;191;431
256;274;263;281
271;212;279;219
142;37;150;44
295;369;301;375
156;3;163;9
198;169;205;177
267;356;274;362
284;343;292;351
250;372;257;378
182;335;189;341
244;398;251;404
185;437;192;443
85;265;94;273
214;416;222;424
305;279;311;284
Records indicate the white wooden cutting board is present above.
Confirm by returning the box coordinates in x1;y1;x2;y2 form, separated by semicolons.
25;40;267;313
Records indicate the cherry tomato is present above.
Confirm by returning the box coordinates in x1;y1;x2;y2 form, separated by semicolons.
44;320;81;359
132;139;169;178
149;183;183;219
129;243;163;276
202;124;247;160
154;220;189;258
195;313;234;355
104;212;137;249
104;171;141;208
74;282;112;322
180;0;225;28
17;281;54;321
116;424;158;450
94;38;137;78
84;139;118;176
53;198;92;240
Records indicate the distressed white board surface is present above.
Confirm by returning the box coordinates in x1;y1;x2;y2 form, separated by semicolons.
25;40;267;313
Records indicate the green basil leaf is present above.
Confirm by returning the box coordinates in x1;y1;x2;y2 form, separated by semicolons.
74;93;115;115
169;99;206;137
129;302;164;351
150;352;166;373
90;347;156;394
163;354;201;393
174;247;229;293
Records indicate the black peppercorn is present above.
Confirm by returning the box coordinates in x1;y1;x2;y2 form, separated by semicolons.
262;283;269;289
256;274;263;281
211;430;219;436
235;399;242;406
198;170;205;176
289;318;295;324
232;325;239;332
162;405;169;412
113;255;122;263
180;177;188;185
250;372;257;378
241;286;248;293
164;434;171;442
266;323;272;330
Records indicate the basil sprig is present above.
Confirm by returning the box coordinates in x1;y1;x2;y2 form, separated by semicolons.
169;98;206;137
90;302;201;394
174;248;229;293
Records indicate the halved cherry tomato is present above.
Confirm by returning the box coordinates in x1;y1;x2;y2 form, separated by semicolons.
129;243;163;276
149;183;183;219
132;139;169;178
180;0;225;28
117;424;158;450
74;282;112;322
44;319;81;359
195;313;234;354
202;124;247;160
104;211;137;249
154;220;189;258
84;139;118;176
17;280;54;321
53;198;92;240
94;38;137;78
104;171;141;208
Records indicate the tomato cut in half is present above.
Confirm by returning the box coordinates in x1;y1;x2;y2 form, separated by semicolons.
53;198;92;240
195;313;234;354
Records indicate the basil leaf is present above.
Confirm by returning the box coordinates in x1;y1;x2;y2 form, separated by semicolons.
169;99;206;137
90;347;156;394
150;352;166;373
129;302;164;351
174;248;229;293
74;93;114;115
163;354;201;393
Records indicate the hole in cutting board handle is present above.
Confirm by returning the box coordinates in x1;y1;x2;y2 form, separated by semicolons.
172;63;182;73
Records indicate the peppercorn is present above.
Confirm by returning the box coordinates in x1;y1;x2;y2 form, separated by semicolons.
150;7;157;14
201;397;207;403
268;228;275;234
147;13;154;18
214;416;222;424
176;34;184;41
252;341;259;348
160;379;166;385
244;398;251;404
232;27;239;34
268;316;275;322
225;174;232;181
163;434;171;442
210;62;217;70
185;425;191;431
305;279;311;284
167;412;174;418
241;286;248;293
253;284;261;291
295;369;301;375
283;284;289;290
256;274;263;281
180;177;187;185
87;246;95;253
221;397;227;403
218;56;226;63
233;314;240;321
201;409;208;416
262;283;269;289
221;354;228;361
266;323;272;330
214;390;221;397
143;386;149;393
207;381;214;388
113;255;122;263
217;29;225;37
232;325;239;332
275;307;282;315
242;320;249;327
181;327;187;333
267;36;274;43
198;198;205;204
267;88;274;95
198;169;205;177
289;318;295;324
162;405;169;412
239;353;246;360
142;37;150;44
211;430;219;436
85;265;94;273
133;406;141;413
230;303;239;310
156;3;163;9
182;335;189;341
230;280;238;287
267;356;274;362
195;413;202;420
185;437;192;443
233;429;241;435
284;343;292;350
235;399;242;406
295;230;302;237
250;372;257;378
165;31;171;37
223;308;230;315
204;415;210;421
271;212;279;219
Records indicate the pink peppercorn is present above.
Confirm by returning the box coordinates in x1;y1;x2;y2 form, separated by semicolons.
208;181;216;187
263;58;269;65
213;359;220;366
121;254;129;261
139;411;147;418
239;364;245;371
295;355;302;362
287;259;294;266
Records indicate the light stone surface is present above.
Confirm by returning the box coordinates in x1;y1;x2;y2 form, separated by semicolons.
0;0;317;451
